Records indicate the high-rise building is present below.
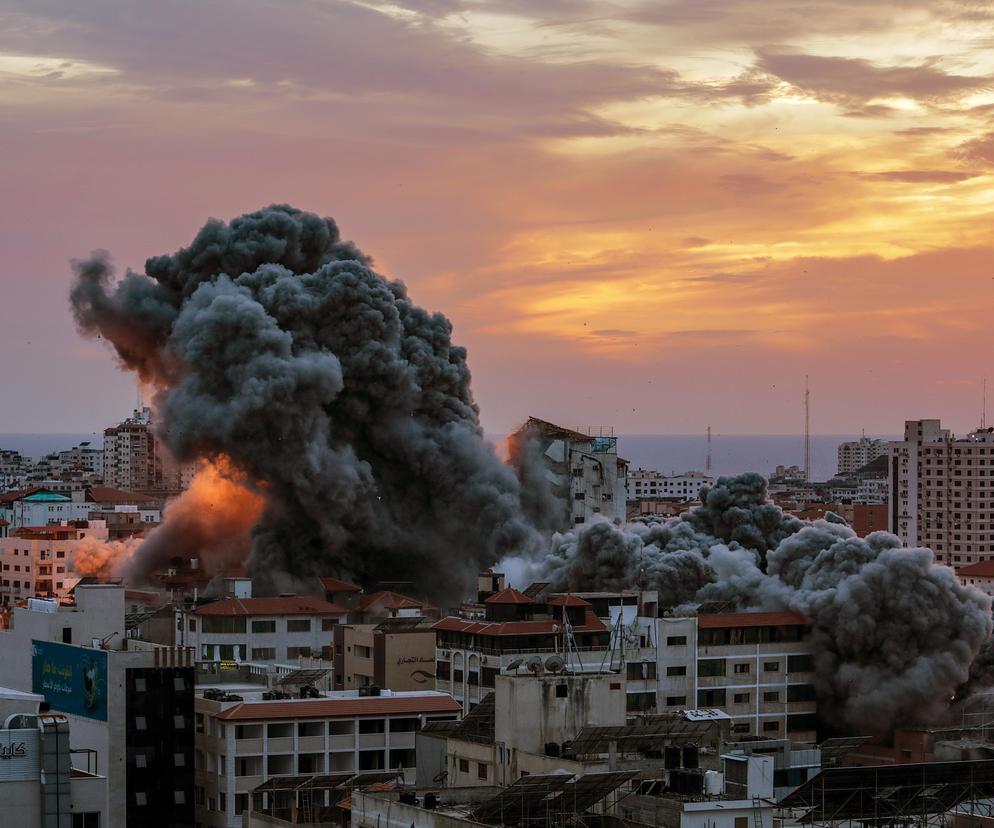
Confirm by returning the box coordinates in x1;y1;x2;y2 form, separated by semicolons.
889;419;994;566
103;408;182;495
837;436;888;475
510;417;628;528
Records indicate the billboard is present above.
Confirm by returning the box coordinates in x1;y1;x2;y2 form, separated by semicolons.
31;640;108;722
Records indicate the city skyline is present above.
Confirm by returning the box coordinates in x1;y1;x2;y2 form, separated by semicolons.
2;1;994;435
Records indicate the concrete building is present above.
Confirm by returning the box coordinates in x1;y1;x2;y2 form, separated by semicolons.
0;485;160;532
195;686;461;827
627;469;714;502
890;420;994;566
0;686;108;827
510;417;628;528
103;407;183;495
0;521;110;606
655;610;817;743
957;560;994;597
433;588;612;713
332;619;437;692
0;448;32;489
837;436;888;475
0;584;195;827
181;596;349;665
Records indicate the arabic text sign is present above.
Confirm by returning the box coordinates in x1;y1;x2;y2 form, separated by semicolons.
31;640;108;721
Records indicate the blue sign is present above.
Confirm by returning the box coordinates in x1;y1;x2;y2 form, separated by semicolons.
31;640;108;721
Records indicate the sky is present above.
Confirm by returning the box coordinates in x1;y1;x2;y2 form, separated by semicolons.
1;1;993;436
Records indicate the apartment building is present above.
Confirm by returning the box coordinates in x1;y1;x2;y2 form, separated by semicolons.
655;611;817;743
957;560;994;597
181;596;348;664
0;486;160;532
103;408;183;495
838;436;888;475
194;688;461;827
332;618;436;692
627;469;714;502
890;420;994;566
510;417;629;527
0;521;111;605
433;588;612;712
0;585;195;828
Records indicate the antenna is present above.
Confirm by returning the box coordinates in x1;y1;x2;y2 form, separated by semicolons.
804;375;811;483
983;377;988;430
706;426;712;474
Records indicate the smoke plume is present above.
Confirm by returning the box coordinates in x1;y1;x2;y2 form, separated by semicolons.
536;474;993;733
71;205;540;599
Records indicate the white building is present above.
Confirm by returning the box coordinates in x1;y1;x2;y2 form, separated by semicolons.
0;584;195;828
837;436;888;475
0;521;111;605
103;407;184;494
655;611;817;743
511;418;628;527
196;687;461;827
627;469;714;502
0;486;160;532
181;595;349;664
956;560;994;597
890;419;994;566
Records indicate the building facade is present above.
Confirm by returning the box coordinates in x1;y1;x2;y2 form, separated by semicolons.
890;419;994;566
655;611;817;743
627;469;714;502
103;408;183;495
195;689;461;827
837;436;888;475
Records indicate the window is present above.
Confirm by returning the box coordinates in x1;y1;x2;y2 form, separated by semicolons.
174;791;186;805
665;696;687;706
135;753;147;768
763;691;780;702
135;792;147;806
251;648;276;660
665;665;687;677
735;817;750;828
286;646;312;658
732;723;750;734
71;814;100;828
733;692;750;704
459;758;470;773
174;753;186;767
478;762;488;780
188;618;196;632
359;719;386;734
134;677;146;692
697;659;726;677
666;635;687;646
134;716;147;731
251;619;276;633
697;689;726;706
763;661;779;672
733;663;750;674
202;616;247;634
787;684;817;702
355;645;372;659
787;654;814;673
287;619;311;632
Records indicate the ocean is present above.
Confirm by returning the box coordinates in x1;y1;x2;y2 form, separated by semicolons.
0;432;897;482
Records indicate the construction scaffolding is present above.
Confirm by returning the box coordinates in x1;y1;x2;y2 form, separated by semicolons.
778;759;994;828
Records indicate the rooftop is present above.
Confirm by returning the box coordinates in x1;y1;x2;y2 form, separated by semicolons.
359;590;425;611
212;692;461;721
958;560;994;578
193;596;347;617
319;576;361;593
86;487;157;504
434;609;607;637
696;610;809;629
483;587;532;605
546;594;593;607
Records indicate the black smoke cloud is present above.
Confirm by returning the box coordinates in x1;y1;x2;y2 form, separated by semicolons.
535;474;993;733
71;205;540;600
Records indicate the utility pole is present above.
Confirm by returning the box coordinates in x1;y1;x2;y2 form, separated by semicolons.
804;375;811;483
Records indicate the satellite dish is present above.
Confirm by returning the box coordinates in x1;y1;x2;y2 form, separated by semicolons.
526;655;544;674
545;655;565;674
505;658;524;672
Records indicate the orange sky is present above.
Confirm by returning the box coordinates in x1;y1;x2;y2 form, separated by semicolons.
1;0;993;435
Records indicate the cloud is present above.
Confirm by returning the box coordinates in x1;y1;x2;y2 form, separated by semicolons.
862;169;979;182
590;328;638;338
959;132;994;165
756;49;992;113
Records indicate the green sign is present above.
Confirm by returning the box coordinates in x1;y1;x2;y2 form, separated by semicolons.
31;640;108;721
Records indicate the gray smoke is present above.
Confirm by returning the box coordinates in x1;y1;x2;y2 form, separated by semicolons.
71;205;541;600
537;475;993;733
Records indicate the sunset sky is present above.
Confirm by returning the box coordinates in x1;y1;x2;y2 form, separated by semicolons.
2;0;993;436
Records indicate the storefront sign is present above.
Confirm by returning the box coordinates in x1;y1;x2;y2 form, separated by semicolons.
0;730;39;782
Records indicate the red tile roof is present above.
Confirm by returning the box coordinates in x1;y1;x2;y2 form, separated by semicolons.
547;594;592;607
696;611;809;629
320;576;362;593
484;587;532;605
359;591;424;611
0;486;45;505
194;597;347;617
433;609;606;637
957;561;994;578
215;694;461;721
86;487;158;504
